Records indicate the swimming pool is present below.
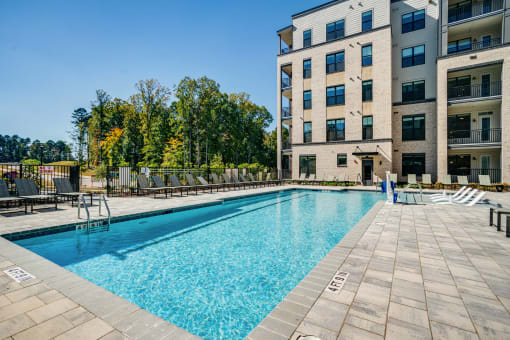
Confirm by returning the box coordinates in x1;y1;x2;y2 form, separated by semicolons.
16;189;384;339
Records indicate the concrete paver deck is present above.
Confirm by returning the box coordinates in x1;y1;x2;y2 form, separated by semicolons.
1;185;509;339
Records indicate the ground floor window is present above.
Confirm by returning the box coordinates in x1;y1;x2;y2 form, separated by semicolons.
337;154;347;167
448;154;471;175
402;153;425;176
299;155;316;177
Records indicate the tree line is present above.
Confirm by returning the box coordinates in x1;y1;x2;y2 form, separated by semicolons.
0;135;72;164
71;77;277;169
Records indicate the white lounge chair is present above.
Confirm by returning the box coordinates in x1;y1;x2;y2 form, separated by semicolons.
431;187;472;202
430;186;467;200
458;176;469;187
436;189;478;204
422;174;432;188
465;192;486;206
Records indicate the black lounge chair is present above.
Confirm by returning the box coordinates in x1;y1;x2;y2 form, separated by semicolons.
222;174;240;190
0;179;27;214
136;175;168;198
14;178;57;212
53;178;93;207
185;174;214;194
169;175;193;196
239;174;258;188
151;175;177;197
231;174;248;189
211;173;230;191
248;173;266;187
197;176;221;192
265;173;281;186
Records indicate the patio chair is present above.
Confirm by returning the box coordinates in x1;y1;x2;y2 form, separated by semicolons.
442;175;453;190
211;173;230;191
136;175;167;198
265;173;281;186
479;175;493;191
238;174;256;188
490;208;510;232
14;178;57;212
197;176;221;192
306;174;316;184
151;175;176;197
436;189;478;205
248;173;265;187
169;175;193;196
431;187;470;202
222;174;240;190
406;174;421;189
0;179;27;214
53;178;93;206
296;173;306;184
231;174;249;189
458;176;469;187
185;174;214;194
314;175;324;185
421;174;432;188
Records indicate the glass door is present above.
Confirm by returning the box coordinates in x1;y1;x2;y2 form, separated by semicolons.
299;155;316;177
481;155;490;175
481;117;490;142
481;74;491;97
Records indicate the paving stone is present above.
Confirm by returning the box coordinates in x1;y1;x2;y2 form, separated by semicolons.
388;302;429;329
295;320;338;340
248;326;287;340
338;323;383;339
55;318;114;340
26;298;78;324
13;315;73;340
0;295;10;308
0;296;44;322
386;318;432;340
37;289;65;304
258;316;295;338
0;314;35;338
430;321;479;340
99;330;127;340
423;280;459;297
304;299;348;332
345;314;385;336
426;293;475;332
62;306;95;326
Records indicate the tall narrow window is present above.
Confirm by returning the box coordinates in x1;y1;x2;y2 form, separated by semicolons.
326;20;345;41
303;30;312;48
402;9;425;33
326;85;345;106
362;116;373;140
402;45;425;68
326;52;345;74
362;80;373;102
362;45;372;67
327;119;345;141
303;122;312;143
303;90;312;109
402;114;425;141
402;80;425;102
303;59;312;79
362;11;373;32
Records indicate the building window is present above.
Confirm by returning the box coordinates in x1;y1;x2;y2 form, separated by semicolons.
362;80;373;102
448;1;472;23
303;30;312;48
402;9;425;33
362;11;373;32
337;154;347;167
362;116;373;140
402;153;425;176
402;114;425;141
402;80;425;102
326;85;345;106
402;45;425;68
303;90;312;109
326;51;344;74
448;38;471;54
362;45;372;67
300;155;316;176
326;20;345;41
327;119;345;141
303;122;312;143
448;154;470;176
303;59;312;79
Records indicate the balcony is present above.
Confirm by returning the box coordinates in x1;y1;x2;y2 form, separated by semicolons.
280;47;292;55
281;78;292;90
282;140;292;150
448;128;501;145
447;81;501;100
448;0;503;24
282;107;292;120
448;37;501;55
449;168;501;183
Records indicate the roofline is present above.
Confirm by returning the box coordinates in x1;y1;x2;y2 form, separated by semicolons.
276;24;293;35
291;0;347;19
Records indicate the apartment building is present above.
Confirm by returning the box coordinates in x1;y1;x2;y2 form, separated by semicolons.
276;0;510;185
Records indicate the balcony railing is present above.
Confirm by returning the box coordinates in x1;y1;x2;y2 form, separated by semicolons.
282;169;292;179
448;0;503;23
281;78;292;89
282;141;292;150
281;47;292;55
448;128;501;145
282;107;291;119
447;81;501;100
448;38;501;55
450;168;501;183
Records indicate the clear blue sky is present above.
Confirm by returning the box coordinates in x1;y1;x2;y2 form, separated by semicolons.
0;0;323;143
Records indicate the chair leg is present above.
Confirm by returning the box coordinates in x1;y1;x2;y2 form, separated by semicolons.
490;208;494;226
497;212;502;232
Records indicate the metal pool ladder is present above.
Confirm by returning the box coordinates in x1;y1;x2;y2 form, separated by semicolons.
77;194;111;234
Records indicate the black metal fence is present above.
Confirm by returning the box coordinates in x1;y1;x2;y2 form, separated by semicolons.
450;168;501;184
0;163;80;195
106;166;275;197
448;128;502;145
448;0;503;23
448;81;502;100
448;38;501;55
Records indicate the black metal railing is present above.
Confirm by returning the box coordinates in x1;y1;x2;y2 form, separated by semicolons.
282;107;291;119
448;0;503;23
282;169;292;179
105;166;276;197
0;163;80;195
282;141;292;150
450;168;501;183
448;128;501;144
281;47;292;55
448;37;501;55
448;81;501;99
281;78;291;89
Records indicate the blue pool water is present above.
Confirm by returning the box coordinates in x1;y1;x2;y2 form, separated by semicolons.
16;189;383;339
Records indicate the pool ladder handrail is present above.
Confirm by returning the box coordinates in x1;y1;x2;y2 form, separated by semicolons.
99;194;111;227
78;194;111;233
78;194;91;230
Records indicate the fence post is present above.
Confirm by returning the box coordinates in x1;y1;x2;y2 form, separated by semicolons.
106;166;111;197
